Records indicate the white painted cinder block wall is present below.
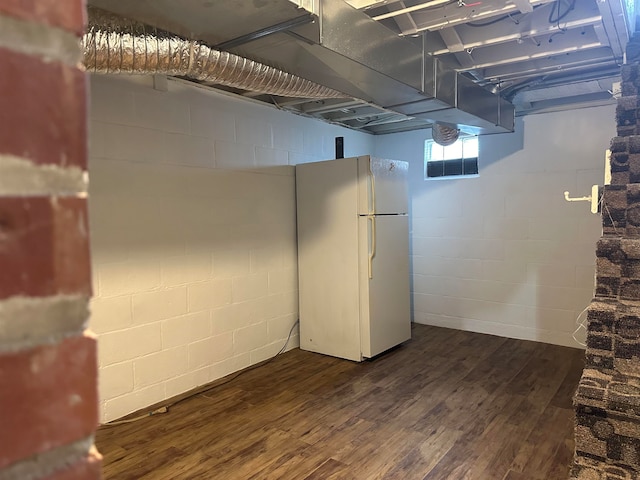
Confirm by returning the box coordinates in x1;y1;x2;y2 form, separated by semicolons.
88;75;374;423
374;104;616;348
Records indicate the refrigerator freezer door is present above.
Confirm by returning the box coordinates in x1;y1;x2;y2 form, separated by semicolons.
358;214;411;358
358;156;409;215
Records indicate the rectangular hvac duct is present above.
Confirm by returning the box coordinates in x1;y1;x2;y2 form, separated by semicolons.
88;0;515;134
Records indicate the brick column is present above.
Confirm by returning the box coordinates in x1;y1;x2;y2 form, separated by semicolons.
0;1;101;479
570;29;640;479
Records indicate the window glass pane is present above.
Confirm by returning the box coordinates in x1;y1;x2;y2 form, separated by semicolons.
463;157;479;175
462;137;478;158
429;142;445;161
442;141;463;161
424;136;479;179
427;160;445;177
443;159;463;176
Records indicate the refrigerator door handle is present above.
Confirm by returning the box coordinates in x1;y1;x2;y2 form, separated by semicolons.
368;215;376;279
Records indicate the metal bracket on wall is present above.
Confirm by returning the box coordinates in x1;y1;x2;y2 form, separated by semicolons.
564;185;600;214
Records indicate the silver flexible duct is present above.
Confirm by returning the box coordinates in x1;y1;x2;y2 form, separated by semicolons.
83;7;345;99
432;123;460;146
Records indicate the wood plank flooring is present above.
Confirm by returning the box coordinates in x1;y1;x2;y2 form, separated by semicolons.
96;324;584;479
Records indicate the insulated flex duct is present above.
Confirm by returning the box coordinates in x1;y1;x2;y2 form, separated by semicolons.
85;0;515;135
83;6;345;99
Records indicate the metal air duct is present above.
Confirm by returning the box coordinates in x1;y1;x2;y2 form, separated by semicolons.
432;123;460;147
86;0;516;135
83;6;345;99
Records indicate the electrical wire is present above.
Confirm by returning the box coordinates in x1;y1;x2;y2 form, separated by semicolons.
466;1;571;32
547;30;566;43
548;0;576;26
601;197;619;236
571;185;609;348
270;95;284;111
199;319;300;398
572;305;590;347
101;319;300;427
103;406;169;426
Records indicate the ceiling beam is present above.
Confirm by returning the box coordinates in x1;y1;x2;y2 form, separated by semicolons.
425;3;602;55
514;79;612;102
365;118;432;134
388;1;419;34
440;35;476;69
324;106;389;121
438;26;465;52
481;47;617;81
372;0;452;21
512;0;533;14
593;22;610;46
595;0;628;60
456;28;603;71
300;99;364;114
345;0;406;10
452;51;476;69
408;0;556;34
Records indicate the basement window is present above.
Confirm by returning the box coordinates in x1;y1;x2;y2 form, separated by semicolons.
424;136;479;179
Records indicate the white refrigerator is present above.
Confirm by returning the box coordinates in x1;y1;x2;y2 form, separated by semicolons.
296;155;411;362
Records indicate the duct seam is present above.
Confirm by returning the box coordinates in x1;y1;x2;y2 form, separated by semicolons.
83;7;345;99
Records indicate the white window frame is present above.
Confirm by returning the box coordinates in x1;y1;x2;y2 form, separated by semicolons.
424;136;479;180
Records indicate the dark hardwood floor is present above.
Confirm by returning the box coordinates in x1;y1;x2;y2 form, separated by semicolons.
96;324;585;479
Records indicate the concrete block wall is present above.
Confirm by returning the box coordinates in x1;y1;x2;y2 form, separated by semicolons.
89;75;374;423
374;105;616;347
0;2;101;479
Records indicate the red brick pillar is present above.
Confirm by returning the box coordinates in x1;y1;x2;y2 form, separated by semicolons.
0;1;101;479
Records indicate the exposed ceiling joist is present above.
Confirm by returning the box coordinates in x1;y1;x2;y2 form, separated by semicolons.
372;0;451;21
388;1;419;33
89;0;632;134
439;26;465;52
407;0;557;34
595;0;628;60
483;47;617;80
301;100;365;114
427;5;602;56
325;105;390;121
512;0;534;14
341;0;628;124
346;0;404;9
457;28;602;71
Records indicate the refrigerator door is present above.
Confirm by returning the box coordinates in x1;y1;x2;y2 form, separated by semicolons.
358;156;409;215
296;158;363;362
358;214;411;358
